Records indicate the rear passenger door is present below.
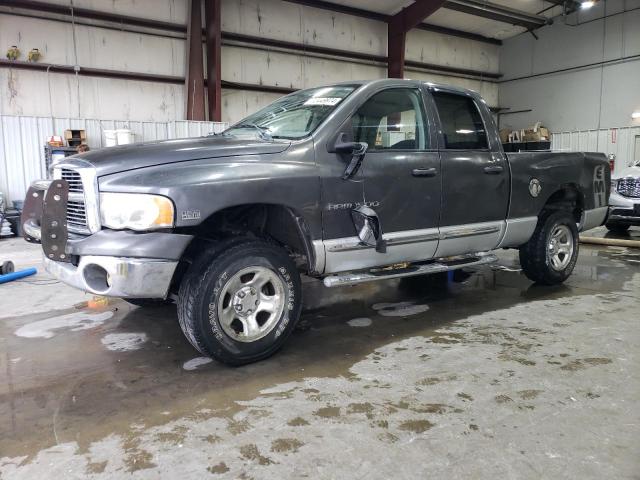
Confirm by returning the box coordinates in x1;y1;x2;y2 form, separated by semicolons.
429;88;509;257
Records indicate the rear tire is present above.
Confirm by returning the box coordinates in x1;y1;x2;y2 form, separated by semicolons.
177;239;302;366
605;223;630;234
519;210;579;285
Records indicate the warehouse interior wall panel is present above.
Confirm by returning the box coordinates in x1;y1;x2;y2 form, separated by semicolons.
39;0;189;24
552;126;640;170
405;28;500;75
222;0;388;57
221;90;284;125
499;0;640;132
1;0;501;124
0;115;226;204
0;69;185;122
0;15;186;77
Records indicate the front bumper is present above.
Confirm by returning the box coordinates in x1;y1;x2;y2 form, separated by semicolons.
44;254;178;298
608;191;640;225
23;177;192;298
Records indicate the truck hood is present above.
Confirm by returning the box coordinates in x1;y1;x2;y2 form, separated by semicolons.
75;136;291;177
612;164;640;180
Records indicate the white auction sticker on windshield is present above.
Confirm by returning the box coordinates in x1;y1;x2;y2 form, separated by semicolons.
304;97;342;106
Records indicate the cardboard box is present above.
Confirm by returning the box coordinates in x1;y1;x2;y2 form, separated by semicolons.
522;125;550;142
64;129;86;140
499;128;511;144
47;135;64;147
64;129;87;147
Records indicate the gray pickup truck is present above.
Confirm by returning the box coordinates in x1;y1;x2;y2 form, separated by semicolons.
22;79;610;365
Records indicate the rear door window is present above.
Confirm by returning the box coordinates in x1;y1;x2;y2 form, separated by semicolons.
432;91;488;150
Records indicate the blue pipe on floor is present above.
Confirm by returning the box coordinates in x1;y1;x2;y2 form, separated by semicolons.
0;267;37;284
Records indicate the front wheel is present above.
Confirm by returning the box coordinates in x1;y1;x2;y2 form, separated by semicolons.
177;239;302;366
519;211;579;285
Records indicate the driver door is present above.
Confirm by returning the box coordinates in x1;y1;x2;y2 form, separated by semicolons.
320;86;441;274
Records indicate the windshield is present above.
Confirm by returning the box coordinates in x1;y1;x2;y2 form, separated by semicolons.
224;85;358;140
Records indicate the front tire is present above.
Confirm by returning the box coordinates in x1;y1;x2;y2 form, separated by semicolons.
177;239;302;366
519;211;579;285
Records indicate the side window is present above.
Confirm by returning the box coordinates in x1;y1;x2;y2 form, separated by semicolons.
351;88;428;151
432;92;488;150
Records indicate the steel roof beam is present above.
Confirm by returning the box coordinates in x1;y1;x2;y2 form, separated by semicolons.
443;0;548;29
281;0;502;45
388;0;447;78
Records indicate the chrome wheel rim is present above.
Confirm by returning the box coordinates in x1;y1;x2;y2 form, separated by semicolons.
547;224;574;271
217;266;285;343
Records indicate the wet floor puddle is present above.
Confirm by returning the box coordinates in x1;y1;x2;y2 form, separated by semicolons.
1;251;637;472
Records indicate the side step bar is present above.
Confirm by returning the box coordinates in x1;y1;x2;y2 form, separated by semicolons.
323;253;498;288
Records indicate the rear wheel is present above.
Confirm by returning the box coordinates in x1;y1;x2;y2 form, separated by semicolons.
605;223;630;234
519;211;579;285
177;239;302;365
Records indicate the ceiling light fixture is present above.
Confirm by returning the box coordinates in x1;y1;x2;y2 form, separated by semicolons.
632;111;640;119
580;1;596;9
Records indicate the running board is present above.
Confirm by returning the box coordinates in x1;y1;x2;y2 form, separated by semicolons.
323;253;498;288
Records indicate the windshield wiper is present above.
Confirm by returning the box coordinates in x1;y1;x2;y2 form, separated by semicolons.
232;123;273;141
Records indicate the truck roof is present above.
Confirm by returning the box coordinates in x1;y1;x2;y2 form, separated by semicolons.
321;78;479;97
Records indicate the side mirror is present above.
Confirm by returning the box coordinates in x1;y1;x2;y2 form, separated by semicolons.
328;132;351;153
330;132;368;180
333;132;359;153
351;205;387;253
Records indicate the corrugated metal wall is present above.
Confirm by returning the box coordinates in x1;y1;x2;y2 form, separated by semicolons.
552;126;640;171
0;115;227;204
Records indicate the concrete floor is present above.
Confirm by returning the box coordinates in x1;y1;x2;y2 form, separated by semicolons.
0;228;639;479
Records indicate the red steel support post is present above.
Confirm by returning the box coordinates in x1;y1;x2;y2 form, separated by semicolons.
204;0;222;122
185;0;206;120
387;1;446;78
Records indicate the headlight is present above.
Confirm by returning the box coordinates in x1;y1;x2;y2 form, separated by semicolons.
100;193;174;230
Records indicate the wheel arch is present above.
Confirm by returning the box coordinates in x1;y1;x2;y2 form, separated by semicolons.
175;203;319;284
540;183;585;224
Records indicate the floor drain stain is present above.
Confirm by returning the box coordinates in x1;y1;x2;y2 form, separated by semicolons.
101;332;147;352
183;357;214;370
347;318;372;327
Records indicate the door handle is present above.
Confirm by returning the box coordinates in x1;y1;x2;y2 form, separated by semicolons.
483;165;504;174
412;167;437;177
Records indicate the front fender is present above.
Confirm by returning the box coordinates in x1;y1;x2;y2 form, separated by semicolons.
98;147;322;240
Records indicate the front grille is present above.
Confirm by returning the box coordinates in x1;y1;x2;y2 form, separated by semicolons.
58;167;90;233
61;168;84;193
67;199;88;230
617;177;640;198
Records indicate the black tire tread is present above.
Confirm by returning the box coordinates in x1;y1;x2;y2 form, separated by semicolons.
519;210;579;285
177;238;301;365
